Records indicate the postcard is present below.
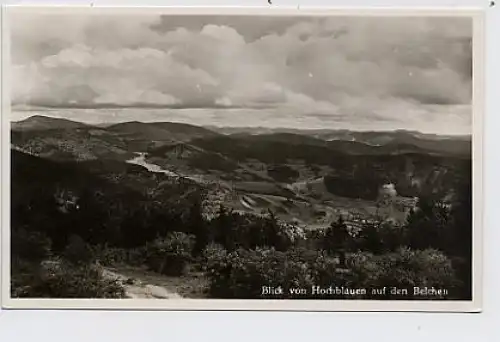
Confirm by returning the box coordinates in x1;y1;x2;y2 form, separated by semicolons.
1;6;484;312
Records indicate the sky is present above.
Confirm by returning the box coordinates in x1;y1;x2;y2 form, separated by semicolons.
9;11;473;134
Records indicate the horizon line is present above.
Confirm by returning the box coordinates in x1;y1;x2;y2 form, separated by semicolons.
10;113;472;137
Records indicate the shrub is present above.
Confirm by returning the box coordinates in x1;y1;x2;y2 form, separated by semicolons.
145;232;196;276
210;208;301;252
11;260;125;298
183;195;209;256
204;247;341;299
204;244;460;300
322;217;352;265
404;196;451;251
11;228;52;261
201;242;227;271
91;245;147;267
345;251;384;291
205;247;303;298
378;247;459;295
346;247;460;299
280;222;306;244
354;221;407;254
63;235;94;265
300;228;325;249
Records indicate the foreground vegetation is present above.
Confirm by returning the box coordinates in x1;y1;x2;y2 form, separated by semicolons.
10;147;472;300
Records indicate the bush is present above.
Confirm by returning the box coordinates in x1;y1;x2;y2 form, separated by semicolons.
145;232;196;276
380;248;459;294
322;217;352;265
201;243;227;271
347;247;460;299
210;208;300;252
11;260;125;298
404;196;451;251
299;228;325;249
204;247;342;299
204;244;460;300
11;228;52;261
205;247;306;298
354;221;407;254
63;235;94;265
91;245;147;267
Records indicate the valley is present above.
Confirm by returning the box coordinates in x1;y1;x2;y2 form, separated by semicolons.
7;12;475;304
11;114;470;232
10;114;473;300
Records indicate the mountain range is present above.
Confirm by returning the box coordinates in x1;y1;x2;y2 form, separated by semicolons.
12;115;471;157
10;115;472;228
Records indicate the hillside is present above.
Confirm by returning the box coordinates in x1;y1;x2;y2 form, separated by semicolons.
11;127;133;162
153;122;220;140
107;121;219;143
11;115;90;131
233;133;329;147
11;149;144;249
10;116;221;161
207;126;471;157
189;134;469;199
10;117;471;228
11;148;140;200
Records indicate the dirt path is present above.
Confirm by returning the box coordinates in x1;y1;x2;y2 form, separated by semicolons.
101;268;183;299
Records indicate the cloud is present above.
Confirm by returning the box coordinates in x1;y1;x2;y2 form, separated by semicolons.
9;11;472;133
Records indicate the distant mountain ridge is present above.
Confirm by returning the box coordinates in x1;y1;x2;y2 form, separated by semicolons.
205;127;471;157
11;115;471;158
13;115;469;139
205;125;471;141
11;115;90;131
106;121;219;142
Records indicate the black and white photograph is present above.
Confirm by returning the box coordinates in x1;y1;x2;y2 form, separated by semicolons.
2;7;483;311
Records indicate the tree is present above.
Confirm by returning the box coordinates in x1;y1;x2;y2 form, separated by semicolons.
356;221;383;254
145;232;196;276
184;191;208;256
211;205;237;251
356;220;406;254
69;189;109;245
260;210;287;251
323;216;351;266
405;195;451;251
444;163;472;299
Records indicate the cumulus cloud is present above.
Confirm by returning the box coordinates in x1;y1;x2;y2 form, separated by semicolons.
9;10;473;134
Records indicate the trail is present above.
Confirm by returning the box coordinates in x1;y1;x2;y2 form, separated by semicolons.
101;268;183;299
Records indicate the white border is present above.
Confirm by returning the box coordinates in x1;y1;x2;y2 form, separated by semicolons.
0;6;485;312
